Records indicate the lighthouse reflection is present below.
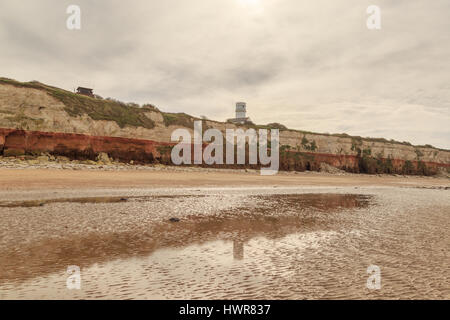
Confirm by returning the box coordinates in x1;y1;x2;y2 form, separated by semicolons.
233;240;244;260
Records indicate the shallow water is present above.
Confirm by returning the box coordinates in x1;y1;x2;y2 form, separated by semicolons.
0;189;448;299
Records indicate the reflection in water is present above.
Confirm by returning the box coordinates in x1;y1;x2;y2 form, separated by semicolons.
1;191;449;299
233;240;244;260
0;194;369;284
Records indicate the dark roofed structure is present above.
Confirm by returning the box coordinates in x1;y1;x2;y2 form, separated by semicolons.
76;87;94;97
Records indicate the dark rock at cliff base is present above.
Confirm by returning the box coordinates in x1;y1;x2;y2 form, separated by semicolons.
169;218;180;223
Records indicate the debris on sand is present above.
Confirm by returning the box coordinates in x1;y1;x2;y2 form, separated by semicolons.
319;162;346;174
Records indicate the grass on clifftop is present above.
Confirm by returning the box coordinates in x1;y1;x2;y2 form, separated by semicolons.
162;112;196;127
51;91;156;129
0;78;156;129
1;77;448;152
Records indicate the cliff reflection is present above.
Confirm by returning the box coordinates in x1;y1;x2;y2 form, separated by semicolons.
233;240;244;260
0;193;370;283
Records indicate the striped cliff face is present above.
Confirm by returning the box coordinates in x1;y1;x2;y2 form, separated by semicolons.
1;128;449;175
0;80;449;175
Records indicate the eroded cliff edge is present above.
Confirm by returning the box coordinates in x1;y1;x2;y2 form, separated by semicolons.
0;78;449;175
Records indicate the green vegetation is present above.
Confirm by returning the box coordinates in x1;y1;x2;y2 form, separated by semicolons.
402;160;414;175
0;77;448;153
0;78;155;129
231;122;288;132
141;104;159;112
351;137;363;153
52;92;156;129
355;153;436;176
280;145;292;154
0;78;44;90
156;145;173;156
162;112;195;128
358;154;396;175
416;144;434;149
414;148;424;159
384;157;394;173
264;123;288;130
362;147;372;156
416;160;428;175
300;136;318;151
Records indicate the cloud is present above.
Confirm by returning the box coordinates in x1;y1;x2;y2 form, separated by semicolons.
0;0;449;148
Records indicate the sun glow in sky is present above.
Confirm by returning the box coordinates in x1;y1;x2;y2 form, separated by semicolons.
239;0;261;6
237;0;264;13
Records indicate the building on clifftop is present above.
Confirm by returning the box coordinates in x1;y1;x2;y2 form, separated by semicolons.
227;102;252;125
76;87;94;97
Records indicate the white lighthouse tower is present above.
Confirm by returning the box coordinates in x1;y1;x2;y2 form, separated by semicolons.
235;102;247;119
228;102;251;124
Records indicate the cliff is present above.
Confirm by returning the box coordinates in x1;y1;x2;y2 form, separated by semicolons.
1;78;449;175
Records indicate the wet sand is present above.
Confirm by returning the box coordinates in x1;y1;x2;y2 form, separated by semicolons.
0;168;449;299
0;167;448;190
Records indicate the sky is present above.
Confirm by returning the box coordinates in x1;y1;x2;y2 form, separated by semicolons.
0;0;449;148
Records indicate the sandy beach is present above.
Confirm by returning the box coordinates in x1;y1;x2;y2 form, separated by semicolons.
0;167;448;190
0;167;449;299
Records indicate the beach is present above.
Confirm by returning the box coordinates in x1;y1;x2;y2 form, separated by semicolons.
0;167;449;299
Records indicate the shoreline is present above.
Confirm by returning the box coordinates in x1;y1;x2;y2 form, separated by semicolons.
0;185;449;299
1;161;449;299
0;166;449;191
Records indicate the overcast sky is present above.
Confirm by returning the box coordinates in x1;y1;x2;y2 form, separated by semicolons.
1;0;449;148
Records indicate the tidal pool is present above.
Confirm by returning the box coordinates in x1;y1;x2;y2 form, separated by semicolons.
0;189;448;299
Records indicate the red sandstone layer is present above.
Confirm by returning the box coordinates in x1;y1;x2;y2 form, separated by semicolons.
0;128;170;163
0;128;448;175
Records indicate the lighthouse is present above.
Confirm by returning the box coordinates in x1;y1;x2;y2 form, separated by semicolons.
227;102;251;125
235;102;247;119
